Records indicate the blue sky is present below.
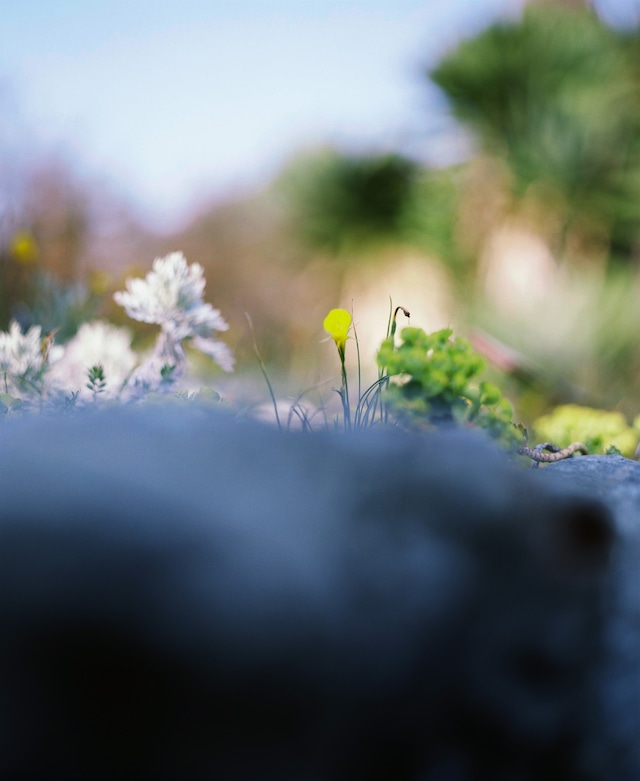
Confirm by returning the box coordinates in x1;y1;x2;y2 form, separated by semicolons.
2;0;638;228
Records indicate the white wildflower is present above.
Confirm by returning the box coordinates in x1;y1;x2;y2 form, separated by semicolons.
48;321;137;400
114;252;232;354
191;335;235;373
120;331;186;399
114;253;234;394
0;320;45;395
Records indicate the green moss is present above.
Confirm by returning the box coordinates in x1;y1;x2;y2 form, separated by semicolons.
533;404;640;457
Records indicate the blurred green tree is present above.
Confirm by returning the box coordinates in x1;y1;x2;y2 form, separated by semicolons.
280;149;418;256
430;5;640;266
277;148;480;293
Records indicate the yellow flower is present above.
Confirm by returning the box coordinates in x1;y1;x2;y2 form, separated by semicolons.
323;308;352;353
88;269;112;296
9;232;38;266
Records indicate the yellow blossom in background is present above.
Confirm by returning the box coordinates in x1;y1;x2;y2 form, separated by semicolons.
9;232;38;266
88;269;112;296
323;308;352;354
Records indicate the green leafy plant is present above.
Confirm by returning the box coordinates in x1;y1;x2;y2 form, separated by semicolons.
533;404;640;458
320;302;522;447
86;364;106;401
376;325;523;449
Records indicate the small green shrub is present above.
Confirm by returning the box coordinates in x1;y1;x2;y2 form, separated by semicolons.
533;404;640;457
377;325;523;449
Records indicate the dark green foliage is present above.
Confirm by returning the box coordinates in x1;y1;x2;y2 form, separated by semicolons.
378;326;523;449
86;364;106;398
284;150;418;254
430;6;640;262
160;364;177;382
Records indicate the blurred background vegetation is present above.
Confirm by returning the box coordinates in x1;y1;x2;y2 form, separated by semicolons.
3;0;640;426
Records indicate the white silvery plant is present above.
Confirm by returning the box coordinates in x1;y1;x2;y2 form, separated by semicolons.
47;320;137;401
0;320;48;399
114;252;234;397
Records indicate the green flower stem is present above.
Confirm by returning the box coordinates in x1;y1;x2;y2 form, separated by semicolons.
338;345;351;432
351;307;362;405
246;313;282;431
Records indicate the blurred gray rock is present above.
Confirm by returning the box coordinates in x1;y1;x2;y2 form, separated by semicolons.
0;410;625;780
539;455;640;780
